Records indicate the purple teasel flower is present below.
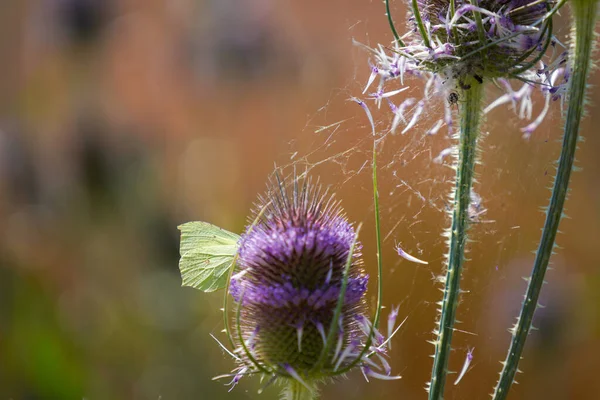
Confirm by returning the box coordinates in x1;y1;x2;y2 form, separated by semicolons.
355;0;569;138
214;173;405;393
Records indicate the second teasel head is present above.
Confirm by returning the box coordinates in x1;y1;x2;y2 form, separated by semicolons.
410;0;556;84
358;0;567;136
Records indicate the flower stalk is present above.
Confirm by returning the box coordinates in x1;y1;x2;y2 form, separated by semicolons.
492;1;598;399
429;82;484;400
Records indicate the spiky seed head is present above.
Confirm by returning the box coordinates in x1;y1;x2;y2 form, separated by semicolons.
411;0;554;83
357;0;567;136
231;173;368;380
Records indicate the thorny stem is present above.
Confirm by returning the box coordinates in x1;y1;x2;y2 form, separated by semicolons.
285;380;317;400
492;1;598;399
428;83;484;400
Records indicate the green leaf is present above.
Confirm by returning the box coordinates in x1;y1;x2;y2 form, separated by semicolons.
178;221;240;292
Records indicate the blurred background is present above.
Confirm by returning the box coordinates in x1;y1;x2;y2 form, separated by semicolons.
0;1;598;399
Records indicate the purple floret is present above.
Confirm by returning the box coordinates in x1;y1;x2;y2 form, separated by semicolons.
231;275;368;308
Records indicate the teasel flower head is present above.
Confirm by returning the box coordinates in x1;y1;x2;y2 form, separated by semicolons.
217;173;403;395
356;0;569;138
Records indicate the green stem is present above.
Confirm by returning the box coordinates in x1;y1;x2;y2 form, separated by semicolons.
372;141;383;330
385;0;405;47
412;0;431;48
329;141;383;376
492;1;598;399
285;380;317;400
428;83;484;400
